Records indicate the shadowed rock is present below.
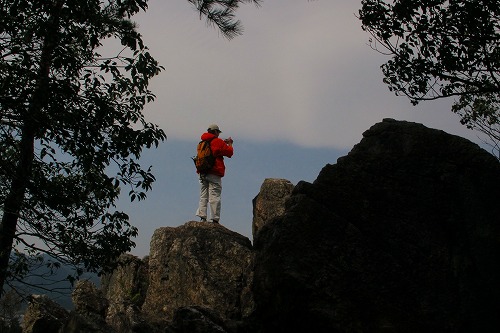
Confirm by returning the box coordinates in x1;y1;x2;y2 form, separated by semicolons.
19;119;500;333
23;295;69;333
64;280;112;333
252;119;500;332
169;306;229;333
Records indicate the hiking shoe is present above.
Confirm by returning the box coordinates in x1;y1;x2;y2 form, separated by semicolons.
212;219;219;224
200;217;207;222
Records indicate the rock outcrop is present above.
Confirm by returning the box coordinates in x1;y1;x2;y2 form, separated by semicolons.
22;295;69;333
23;281;114;333
141;221;254;325
252;119;500;332
252;178;294;238
65;280;113;333
101;254;149;333
20;119;500;333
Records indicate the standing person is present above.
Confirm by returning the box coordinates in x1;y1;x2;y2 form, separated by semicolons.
195;124;233;224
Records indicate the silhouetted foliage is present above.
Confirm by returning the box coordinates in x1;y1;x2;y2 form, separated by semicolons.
0;0;259;298
0;0;167;297
359;0;500;158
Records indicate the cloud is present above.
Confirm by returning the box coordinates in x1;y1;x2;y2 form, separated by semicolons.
135;0;480;148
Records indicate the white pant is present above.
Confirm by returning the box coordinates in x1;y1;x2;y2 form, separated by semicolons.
196;174;222;221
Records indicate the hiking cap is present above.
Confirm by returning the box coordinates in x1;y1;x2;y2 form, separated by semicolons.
208;124;222;133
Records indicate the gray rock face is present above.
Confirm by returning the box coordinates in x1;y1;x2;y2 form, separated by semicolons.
72;280;108;318
252;178;294;238
141;222;254;324
65;280;112;333
101;254;149;333
252;119;500;332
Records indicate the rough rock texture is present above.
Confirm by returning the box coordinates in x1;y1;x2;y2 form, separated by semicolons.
252;119;500;332
168;306;229;333
141;221;254;324
64;312;111;333
72;280;108;318
101;254;149;333
252;178;294;238
22;295;69;333
22;282;114;333
64;280;112;333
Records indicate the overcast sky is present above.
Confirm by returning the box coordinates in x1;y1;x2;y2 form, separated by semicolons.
117;0;485;257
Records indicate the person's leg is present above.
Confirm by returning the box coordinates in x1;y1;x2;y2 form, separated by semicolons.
196;175;209;220
206;174;222;222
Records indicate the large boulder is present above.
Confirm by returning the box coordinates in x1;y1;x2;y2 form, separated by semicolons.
252;119;500;332
141;222;254;324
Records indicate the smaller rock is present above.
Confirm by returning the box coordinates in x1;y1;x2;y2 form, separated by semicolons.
252;178;294;238
101;254;149;333
64;280;112;333
22;294;69;333
72;280;108;317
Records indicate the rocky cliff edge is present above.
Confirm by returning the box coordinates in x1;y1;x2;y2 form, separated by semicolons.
22;119;500;333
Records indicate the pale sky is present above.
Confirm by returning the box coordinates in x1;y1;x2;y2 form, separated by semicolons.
116;0;485;257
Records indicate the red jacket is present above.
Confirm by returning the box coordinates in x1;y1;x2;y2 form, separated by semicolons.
199;132;233;177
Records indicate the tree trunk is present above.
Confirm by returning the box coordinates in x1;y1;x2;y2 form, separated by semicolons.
0;127;35;294
0;0;64;296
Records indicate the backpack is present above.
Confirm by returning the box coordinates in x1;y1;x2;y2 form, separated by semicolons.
192;139;215;173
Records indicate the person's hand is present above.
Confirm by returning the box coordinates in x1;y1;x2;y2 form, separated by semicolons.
224;137;233;145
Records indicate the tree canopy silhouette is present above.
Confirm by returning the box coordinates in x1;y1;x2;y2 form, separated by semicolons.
359;0;500;157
